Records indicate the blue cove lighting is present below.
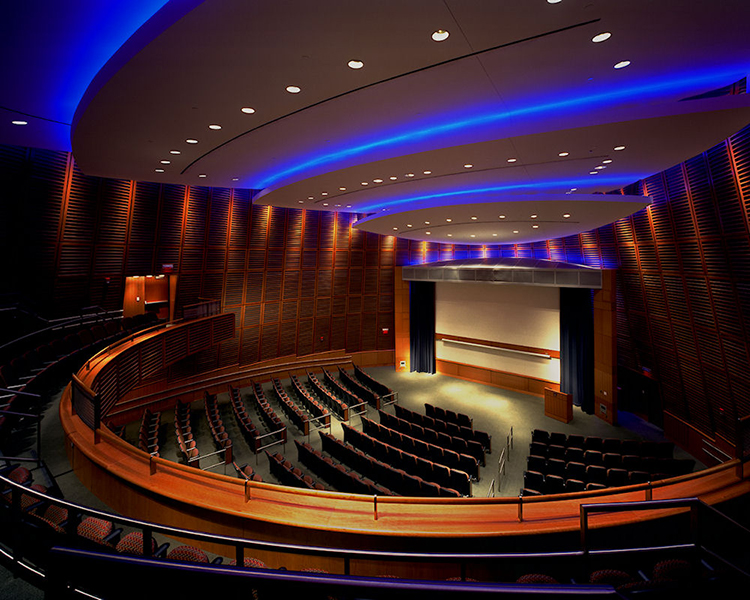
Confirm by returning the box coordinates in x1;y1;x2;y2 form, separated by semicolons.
253;66;749;190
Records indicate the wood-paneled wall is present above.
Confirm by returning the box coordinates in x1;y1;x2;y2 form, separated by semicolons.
3;120;750;446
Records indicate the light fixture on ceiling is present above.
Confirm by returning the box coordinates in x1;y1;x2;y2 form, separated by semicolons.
208;124;222;130
198;173;207;178
424;221;430;225
563;213;571;218
160;160;171;164
347;59;364;69
389;176;398;180
470;234;476;238
154;168;164;173
464;164;473;169
308;196;314;200
393;227;398;231
589;171;599;174
426;231;431;235
592;32;612;43
431;29;449;42
169;150;181;155
447;234;453;237
530;214;537;219
492;233;498;237
499;215;506;219
547;0;562;3
232;177;239;181
558;151;569;157
241;107;256;114
446;218;452;222
321;192;328;195
423;170;432;174
614;60;631;69
286;85;301;93
595;165;606;169
471;216;478;220
11;120;27;126
361;182;369;186
186;138;198;144
532;224;540;229
513;230;520;234
373;178;383;183
507;158;517;163
603;159;613;164
614;145;626;151
323;203;329;206
406;173;415;177
407;224;413;228
339;187;346;191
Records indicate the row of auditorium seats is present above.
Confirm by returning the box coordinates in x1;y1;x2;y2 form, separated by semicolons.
265;450;326;491
289;375;331;427
306;370;348;420
138;409;160;456
383;408;485;467
316;432;462;498
249;382;287;444
529;445;695;476
270;378;310;435
204;391;233;462
353;364;395;402
229;385;263;451
531;429;675;458
232;461;263;483
293;440;396;495
394;404;489;462
1;314;159;443
174;401;199;466
322;367;365;414
342;423;472;496
338;366;381;409
363;415;480;480
424;402;473;431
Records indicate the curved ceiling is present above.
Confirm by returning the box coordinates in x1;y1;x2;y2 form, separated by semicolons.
4;0;750;245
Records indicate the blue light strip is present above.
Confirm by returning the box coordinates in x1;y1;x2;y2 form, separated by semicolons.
354;175;650;214
253;66;749;189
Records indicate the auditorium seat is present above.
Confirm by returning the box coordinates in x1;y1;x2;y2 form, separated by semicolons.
167;545;209;563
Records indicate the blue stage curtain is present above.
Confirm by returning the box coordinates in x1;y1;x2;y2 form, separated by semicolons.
560;287;594;414
409;281;436;373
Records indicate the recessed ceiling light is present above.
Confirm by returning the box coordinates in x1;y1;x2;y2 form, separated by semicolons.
492;233;498;237
563;213;571;218
471;216;478;220
614;145;626;151
432;29;449;42
530;214;538;219
614;60;631;69
470;234;476;238
373;178;383;183
447;234;453;237
464;164;473;169
308;196;314;200
160;160;171;164
590;171;599;174
592;32;612;43
208;124;222;130
595;165;606;170
407;224;413;228
339;187;346;191
347;59;364;69
232;177;239;181
241;107;256;114
406;173;415;177
198;174;207;178
513;230;519;234
424;221;430;225
321;192;328;196
426;231;431;235
507;158;517;163
169;150;181;155
286;85;301;94
11;120;27;126
423;170;432;175
393;227;398;231
154;168;164;173
346;205;352;208
558;151;569;157
186;139;199;144
499;215;506;219
570;187;578;191
547;0;562;3
298;200;304;204
361;182;369;186
602;159;613;164
446;218;452;222
532;224;539;229
389;176;398;180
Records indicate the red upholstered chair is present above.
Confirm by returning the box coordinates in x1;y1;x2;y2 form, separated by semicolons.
77;517;119;547
167;545;209;563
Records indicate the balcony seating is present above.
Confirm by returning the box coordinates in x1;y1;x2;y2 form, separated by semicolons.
307;370;348;420
270;378;310;436
229;385;263;451
174;401;199;467
204;391;232;463
289;375;330;429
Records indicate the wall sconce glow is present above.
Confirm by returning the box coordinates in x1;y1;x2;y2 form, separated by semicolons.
432;30;450;42
241;107;256;114
614;61;631;69
286;85;302;94
592;32;612;43
348;60;364;69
